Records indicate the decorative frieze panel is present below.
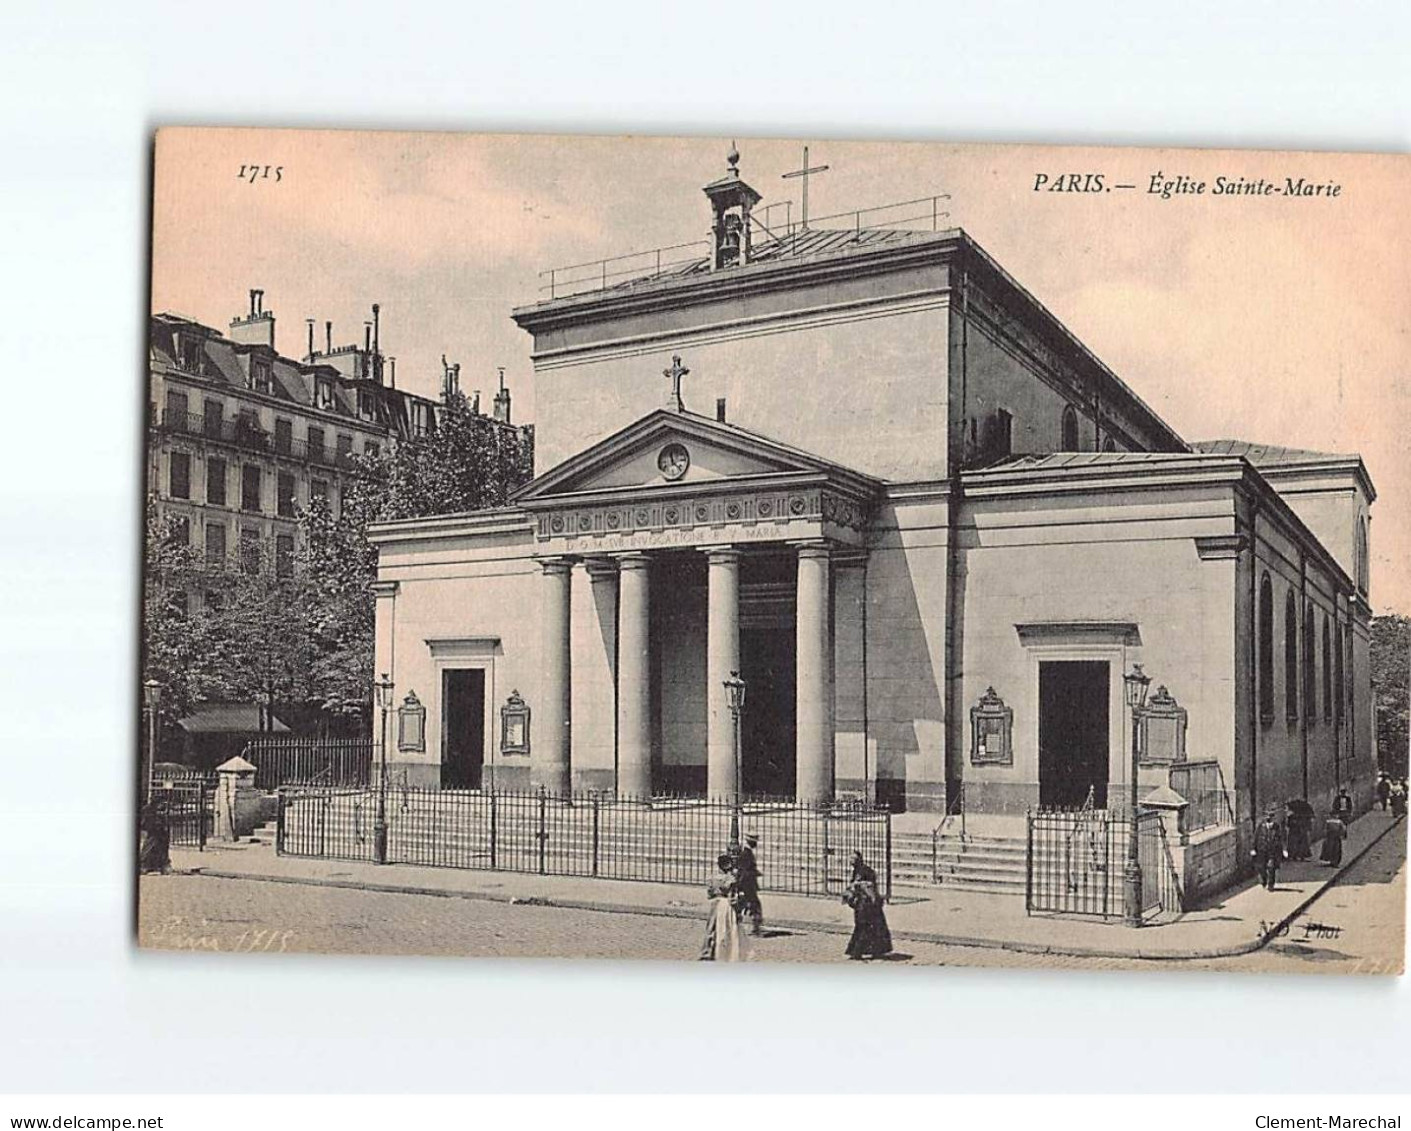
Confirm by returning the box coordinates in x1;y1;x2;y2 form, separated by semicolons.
535;487;869;549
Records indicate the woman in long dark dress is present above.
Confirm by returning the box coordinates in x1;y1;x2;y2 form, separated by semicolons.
843;851;892;960
1319;814;1347;867
1285;800;1313;860
138;800;170;875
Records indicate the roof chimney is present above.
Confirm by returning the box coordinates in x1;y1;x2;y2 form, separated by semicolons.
471;389;481;415
229;288;275;349
325;321;333;355
305;319;315;361
493;366;511;423
388;357;396;389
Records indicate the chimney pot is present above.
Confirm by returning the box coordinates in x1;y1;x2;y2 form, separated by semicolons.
716;397;727;423
325;321;333;354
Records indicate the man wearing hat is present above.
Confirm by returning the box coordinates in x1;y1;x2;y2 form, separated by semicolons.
735;833;764;936
1252;809;1286;891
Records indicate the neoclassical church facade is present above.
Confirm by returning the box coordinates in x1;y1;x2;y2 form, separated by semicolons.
369;154;1376;853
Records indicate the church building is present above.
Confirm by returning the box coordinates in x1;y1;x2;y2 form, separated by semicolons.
368;150;1376;877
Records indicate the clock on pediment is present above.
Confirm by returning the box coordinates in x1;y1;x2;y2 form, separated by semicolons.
657;442;690;481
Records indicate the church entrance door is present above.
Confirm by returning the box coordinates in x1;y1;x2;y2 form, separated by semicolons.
1038;661;1109;809
441;668;486;790
741;625;796;797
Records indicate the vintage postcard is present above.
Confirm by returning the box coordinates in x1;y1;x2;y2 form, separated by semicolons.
139;128;1408;972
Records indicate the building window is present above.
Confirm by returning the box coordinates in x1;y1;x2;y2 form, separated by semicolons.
1060;405;1079;452
365;441;380;461
274;418;293;456
241;464;262;512
358;390;376;421
1303;599;1317;724
1334;621;1345;725
275;533;295;579
1101;435;1116;453
1284;590;1299;721
207;457;227;506
307;426;325;464
1321;615;1333;724
1355;517;1369;594
203;398;223;439
165;390;189;432
250;357;272;394
277;471;296;517
177;334;203;374
310;477;328;502
240;527;261;574
166;515;190;547
982;409;1012;463
204;523;226;568
337;433;354;466
1258;572;1275;724
169;451;191;499
315;378;335;411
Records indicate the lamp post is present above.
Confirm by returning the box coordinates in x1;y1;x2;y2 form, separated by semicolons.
373;672;395;865
723;670;747;850
1122;662;1152;927
142;679;161;806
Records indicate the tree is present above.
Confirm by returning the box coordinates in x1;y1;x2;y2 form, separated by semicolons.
1371;613;1409;778
299;392;534;726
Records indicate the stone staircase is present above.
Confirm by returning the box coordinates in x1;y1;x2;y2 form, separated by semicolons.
892;829;1028;896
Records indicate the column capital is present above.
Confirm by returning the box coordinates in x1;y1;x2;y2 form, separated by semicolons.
702;545;743;565
370;580;400;598
538;555;574;576
583;557;619;581
791;539;833;561
614;552;653;571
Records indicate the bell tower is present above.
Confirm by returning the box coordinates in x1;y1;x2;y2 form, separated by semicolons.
703;142;762;270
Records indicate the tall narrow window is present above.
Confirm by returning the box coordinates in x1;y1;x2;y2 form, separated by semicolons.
275;533;295;580
1284;590;1299;721
240;527;261;574
1303;599;1317;724
1355;517;1369;594
274;418;293;456
165;390;189;432
307;426;325;464
241;464;262;512
277;471;296;517
1321;615;1333;723
203;398;223;438
169;451;191;499
1334;621;1345;725
1060;405;1079;452
204;523;226;568
1258;572;1275;724
206;457;226;506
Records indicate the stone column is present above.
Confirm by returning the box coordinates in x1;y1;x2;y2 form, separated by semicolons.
705;547;741;800
796;541;835;806
572;559;619;793
536;557;573;793
616;553;653;800
833;551;869;800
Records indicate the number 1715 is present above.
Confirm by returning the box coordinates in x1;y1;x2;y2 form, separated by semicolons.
237;164;283;183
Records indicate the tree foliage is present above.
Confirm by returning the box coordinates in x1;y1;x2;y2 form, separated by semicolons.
1371;612;1409;777
141;393;534;739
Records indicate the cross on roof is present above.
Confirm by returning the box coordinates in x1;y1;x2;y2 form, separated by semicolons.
663;354;690;412
782;144;830;231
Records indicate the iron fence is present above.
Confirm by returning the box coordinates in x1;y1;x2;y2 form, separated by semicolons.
152;781;212;850
243;737;373;790
1025;808;1182;921
277;786;891;900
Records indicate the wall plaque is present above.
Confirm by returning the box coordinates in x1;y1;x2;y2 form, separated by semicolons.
500;690;531;757
1138;685;1188;765
396;690;426;753
970;686;1013;766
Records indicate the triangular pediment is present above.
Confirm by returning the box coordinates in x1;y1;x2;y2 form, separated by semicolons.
514;409;877;505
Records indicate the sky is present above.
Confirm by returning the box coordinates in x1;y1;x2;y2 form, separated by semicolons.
151;129;1410;612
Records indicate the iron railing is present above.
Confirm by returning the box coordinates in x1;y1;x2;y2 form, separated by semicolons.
537;192;952;299
1025;808;1182;921
156;410;366;469
242;737;374;791
151;780;212;850
276;786;892;900
930;781;965;884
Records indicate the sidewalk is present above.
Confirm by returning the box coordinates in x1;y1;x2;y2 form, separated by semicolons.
167;809;1406;961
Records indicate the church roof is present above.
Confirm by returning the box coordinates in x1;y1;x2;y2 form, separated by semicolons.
987;451;1215;472
1190;438;1354;464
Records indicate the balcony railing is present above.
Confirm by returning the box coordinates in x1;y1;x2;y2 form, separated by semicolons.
157;410;356;469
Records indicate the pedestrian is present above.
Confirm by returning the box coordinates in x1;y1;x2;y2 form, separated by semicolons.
1375;773;1391;811
1332;789;1353;823
1252;810;1286;891
1285;800;1313;860
699;853;748;962
1391;781;1408;820
1319;813;1347;867
843;851;893;960
735;832;763;936
138;798;171;875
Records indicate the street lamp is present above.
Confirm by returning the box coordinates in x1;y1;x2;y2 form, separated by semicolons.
142;679;162;806
1122;662;1153;927
373;672;395;864
723;670;747;850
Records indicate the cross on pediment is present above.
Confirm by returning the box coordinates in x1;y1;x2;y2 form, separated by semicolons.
663;354;690;412
782;144;830;231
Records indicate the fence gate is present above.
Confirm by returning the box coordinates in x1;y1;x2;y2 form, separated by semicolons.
1026;808;1183;921
153;781;212;850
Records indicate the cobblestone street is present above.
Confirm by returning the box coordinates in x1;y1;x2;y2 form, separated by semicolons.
139;823;1405;972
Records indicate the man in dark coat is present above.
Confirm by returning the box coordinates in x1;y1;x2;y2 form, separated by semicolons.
734;833;763;936
1332;790;1354;823
1252;811;1286;891
1375;774;1391;811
